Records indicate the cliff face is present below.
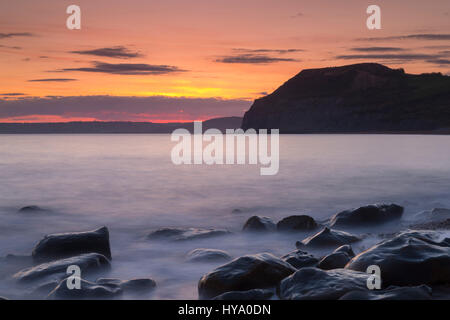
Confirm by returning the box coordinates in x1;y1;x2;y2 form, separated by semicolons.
242;63;450;133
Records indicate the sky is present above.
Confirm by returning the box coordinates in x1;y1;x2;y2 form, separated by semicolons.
0;0;449;122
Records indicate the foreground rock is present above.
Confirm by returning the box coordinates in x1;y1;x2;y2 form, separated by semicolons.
330;204;403;227
297;227;361;248
213;289;274;300
243;216;276;232
340;285;432;300
186;249;232;263
278;267;370;300
346;230;450;287
318;245;355;270
281;250;318;269
96;278;156;293
48;278;122;299
32;226;112;262
14;253;110;283
198;253;296;299
277;215;317;231
147;227;231;242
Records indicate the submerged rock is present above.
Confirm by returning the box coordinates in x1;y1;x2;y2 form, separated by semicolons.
32;226;112;262
186;249;232;263
198;253;296;299
297;227;361;248
147;227;231;242
330;204;403;227
14;253;110;283
346;230;450;287
340;285;432;300
281;250;318;269
277;215;317;231
18;205;47;213
48;278;122;299
243;216;276;232
212;289;274;300
96;278;156;293
318;245;355;270
278;267;370;300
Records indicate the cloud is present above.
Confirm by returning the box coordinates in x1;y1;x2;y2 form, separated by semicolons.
28;78;78;82
0;45;21;49
350;47;406;52
357;34;450;41
216;53;298;64
233;48;303;54
60;61;185;75
290;12;304;18
70;46;142;59
0;93;26;96
0;32;35;39
427;58;450;65
0;95;250;122
335;53;438;61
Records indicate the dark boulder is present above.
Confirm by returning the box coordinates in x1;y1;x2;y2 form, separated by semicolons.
212;289;274;300
186;249;231;263
340;285;432;300
96;278;156;293
14;253;111;283
277;215;317;231
281;250;318;269
346;230;450;287
278;267;370;300
243;216;276;232
330;204;403;227
47;278;122;299
147;227;231;242
297;227;361;249
318;245;355;270
198;253;296;299
333;244;355;258
32;226;111;262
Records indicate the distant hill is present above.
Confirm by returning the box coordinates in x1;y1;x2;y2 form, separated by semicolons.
0;116;242;134
242;63;450;133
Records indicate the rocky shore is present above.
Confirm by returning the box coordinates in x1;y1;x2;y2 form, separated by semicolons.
1;203;450;300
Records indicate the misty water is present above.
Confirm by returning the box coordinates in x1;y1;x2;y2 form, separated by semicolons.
1;134;450;299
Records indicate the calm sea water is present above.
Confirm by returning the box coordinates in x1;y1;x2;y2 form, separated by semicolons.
1;134;450;299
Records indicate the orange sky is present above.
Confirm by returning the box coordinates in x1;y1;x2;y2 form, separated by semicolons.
0;0;449;122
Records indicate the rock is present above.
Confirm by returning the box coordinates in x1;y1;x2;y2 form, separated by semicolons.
243;216;276;232
278;267;370;300
318;245;355;270
330;204;403;227
0;296;8;300
430;208;450;220
147;227;231;242
411;218;450;230
198;253;296;299
346;230;450;287
28;280;60;298
281;250;318;269
186;249;232;263
276;215;317;231
32;226;112;262
297;227;361;248
18;205;47;213
333;245;355;258
14;253;111;283
339;285;432;300
212;289;274;300
48;278;122;299
96;278;156;293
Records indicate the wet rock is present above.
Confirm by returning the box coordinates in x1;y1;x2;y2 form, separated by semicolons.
198;253;296;299
333;244;355;258
346;230;450;287
318;245;355;270
186;249;232;263
27;280;60;298
96;278;156;293
32;226;112;262
410;218;450;230
277;215;317;231
18;205;47;213
330;204;403;227
243;216;276;232
281;250;318;269
212;289;274;300
297;227;361;249
48;278;122;299
0;296;8;300
339;285;432;300
147;227;231;242
14;253;111;283
278;267;370;300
